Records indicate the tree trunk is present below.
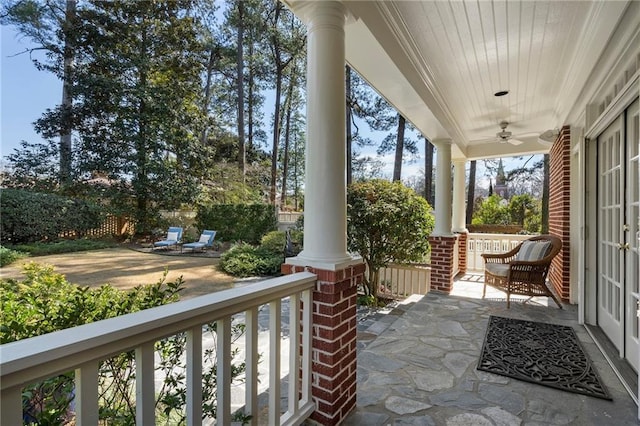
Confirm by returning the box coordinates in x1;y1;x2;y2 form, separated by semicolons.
293;132;299;210
135;23;150;233
247;41;254;154
393;115;405;181
346;65;353;185
59;0;76;186
270;66;283;205
541;154;550;233
424;137;434;205
466;160;476;225
280;66;296;208
200;46;216;145
236;1;246;175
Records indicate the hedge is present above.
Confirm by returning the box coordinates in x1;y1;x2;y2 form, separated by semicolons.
0;189;105;244
196;204;277;244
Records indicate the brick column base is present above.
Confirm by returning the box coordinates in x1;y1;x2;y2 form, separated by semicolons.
281;262;365;425
456;232;468;275
549;125;571;302
429;235;458;293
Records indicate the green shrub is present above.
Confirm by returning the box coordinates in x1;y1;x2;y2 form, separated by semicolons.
196;204;276;244
0;189;105;244
0;245;28;267
1;263;246;424
347;179;434;300
260;230;303;255
10;239;117;256
218;243;283;277
260;231;287;253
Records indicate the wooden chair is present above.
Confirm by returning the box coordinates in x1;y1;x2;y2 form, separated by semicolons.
481;234;563;308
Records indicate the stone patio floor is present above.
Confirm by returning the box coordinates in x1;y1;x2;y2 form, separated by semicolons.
345;274;638;425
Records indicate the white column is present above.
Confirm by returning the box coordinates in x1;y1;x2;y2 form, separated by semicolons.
287;1;356;270
452;159;468;232
432;139;453;236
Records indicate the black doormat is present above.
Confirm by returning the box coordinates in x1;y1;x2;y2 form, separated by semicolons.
477;316;612;400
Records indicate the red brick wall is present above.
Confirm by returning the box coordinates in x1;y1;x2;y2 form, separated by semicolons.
548;125;571;301
281;262;365;425
456;232;468;275
428;235;458;293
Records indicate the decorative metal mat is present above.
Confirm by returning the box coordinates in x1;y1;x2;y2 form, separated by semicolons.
477;315;612;400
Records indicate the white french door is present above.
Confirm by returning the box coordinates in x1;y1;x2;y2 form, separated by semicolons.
624;98;639;372
597;98;640;372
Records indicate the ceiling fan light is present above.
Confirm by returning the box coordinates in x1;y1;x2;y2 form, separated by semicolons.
537;129;559;146
497;130;512;139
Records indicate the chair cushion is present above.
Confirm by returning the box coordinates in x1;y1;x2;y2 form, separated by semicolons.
485;263;511;277
183;242;204;248
516;241;550;261
199;234;210;243
167;231;179;242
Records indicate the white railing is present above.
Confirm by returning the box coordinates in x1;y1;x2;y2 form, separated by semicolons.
277;211;302;224
1;272;316;426
466;233;530;272
378;263;432;298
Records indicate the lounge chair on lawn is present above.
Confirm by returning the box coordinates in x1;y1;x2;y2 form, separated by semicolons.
153;227;183;250
182;230;217;253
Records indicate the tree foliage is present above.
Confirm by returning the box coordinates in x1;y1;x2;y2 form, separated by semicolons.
58;0;207;233
472;193;541;233
2;0;452;233
1;141;60;191
347;180;434;300
472;194;510;226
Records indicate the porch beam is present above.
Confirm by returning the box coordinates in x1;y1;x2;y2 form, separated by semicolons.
452;159;468;233
432;138;453;236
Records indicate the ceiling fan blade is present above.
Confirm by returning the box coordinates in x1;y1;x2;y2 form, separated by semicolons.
508;138;524;146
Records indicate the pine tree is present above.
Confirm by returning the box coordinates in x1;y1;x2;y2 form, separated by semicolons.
38;0;207;232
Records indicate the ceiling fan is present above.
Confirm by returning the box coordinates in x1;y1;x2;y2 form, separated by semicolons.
496;121;523;145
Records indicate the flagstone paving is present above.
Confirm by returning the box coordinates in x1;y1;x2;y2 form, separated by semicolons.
346;281;638;426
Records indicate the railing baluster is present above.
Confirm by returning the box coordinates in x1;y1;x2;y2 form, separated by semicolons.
269;299;282;426
186;326;203;426
288;293;300;417
466;233;530;271
76;360;99;425
217;318;231;425
246;307;259;426
1;385;22;425
136;341;155;425
301;289;312;405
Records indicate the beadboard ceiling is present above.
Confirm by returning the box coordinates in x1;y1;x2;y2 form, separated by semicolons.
286;0;634;160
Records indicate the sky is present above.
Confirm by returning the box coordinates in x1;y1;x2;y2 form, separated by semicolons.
1;25;62;159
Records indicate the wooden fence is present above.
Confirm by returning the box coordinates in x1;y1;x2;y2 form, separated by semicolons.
60;215;133;239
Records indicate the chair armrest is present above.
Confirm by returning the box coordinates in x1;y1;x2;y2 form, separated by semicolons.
481;252;511;260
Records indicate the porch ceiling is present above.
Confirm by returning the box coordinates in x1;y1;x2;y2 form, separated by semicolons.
287;1;633;160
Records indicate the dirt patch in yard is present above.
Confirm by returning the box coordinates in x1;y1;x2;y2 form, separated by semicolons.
0;247;237;299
